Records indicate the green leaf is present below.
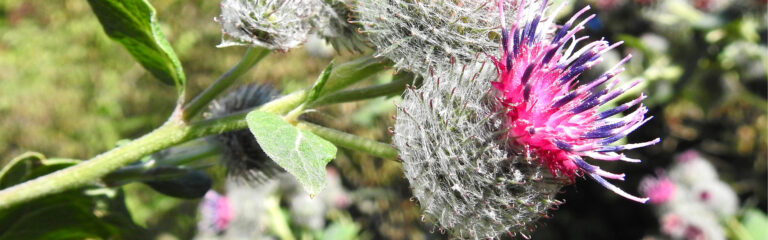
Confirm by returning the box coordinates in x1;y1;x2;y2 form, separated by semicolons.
87;0;186;95
143;169;212;199
0;152;42;189
743;208;768;240
321;217;360;240
0;187;144;240
306;61;335;104
0;152;80;190
0;154;144;239
246;110;337;196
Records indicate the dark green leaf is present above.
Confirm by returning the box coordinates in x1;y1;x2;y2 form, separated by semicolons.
143;169;212;199
0;153;144;239
0;153;79;189
87;0;186;94
246;110;337;196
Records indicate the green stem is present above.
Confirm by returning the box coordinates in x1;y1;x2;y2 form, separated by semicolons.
0;90;304;210
182;47;270;121
0;56;389;210
158;142;221;167
0;121;185;210
309;73;415;107
101;142;221;186
319;56;391;95
296;121;397;159
186;90;308;139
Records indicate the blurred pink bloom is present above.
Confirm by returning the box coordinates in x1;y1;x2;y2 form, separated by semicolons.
640;172;676;204
676;150;700;163
199;190;234;233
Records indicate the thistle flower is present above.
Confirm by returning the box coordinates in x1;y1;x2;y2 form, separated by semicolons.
208;84;284;182
491;0;659;203
355;0;529;75
393;0;659;237
215;0;323;50
393;61;564;238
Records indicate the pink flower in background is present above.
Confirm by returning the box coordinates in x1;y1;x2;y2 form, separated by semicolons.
676;149;700;163
640;172;676;204
492;0;659;203
199;190;234;233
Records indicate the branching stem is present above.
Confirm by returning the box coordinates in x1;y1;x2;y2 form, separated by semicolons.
0;55;394;210
182;47;270;121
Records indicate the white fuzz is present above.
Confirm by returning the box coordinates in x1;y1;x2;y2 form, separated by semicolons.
355;0;536;76
216;0;323;50
393;62;563;239
668;152;719;187
313;0;368;52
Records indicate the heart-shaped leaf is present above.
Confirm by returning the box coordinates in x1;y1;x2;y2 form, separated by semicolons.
246;110;337;196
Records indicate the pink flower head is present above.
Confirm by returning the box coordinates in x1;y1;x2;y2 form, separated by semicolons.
491;0;659;203
640;171;676;204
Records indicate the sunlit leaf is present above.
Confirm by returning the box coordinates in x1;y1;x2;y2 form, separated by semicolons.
246;110;337;195
87;0;186;95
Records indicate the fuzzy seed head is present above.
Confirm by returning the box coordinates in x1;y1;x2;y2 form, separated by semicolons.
216;0;323;50
393;62;563;239
355;0;536;76
208;84;285;182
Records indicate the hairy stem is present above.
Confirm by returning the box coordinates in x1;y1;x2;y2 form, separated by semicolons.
0;91;304;210
296;121;397;159
309;73;416;107
0;121;185;209
102;142;220;187
0;56;391;210
319;55;391;95
182;47;270;121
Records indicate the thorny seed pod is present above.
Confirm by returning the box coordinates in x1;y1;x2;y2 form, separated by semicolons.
215;0;324;51
207;84;285;182
355;0;533;76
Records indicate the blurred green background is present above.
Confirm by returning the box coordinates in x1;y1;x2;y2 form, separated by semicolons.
0;0;766;239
